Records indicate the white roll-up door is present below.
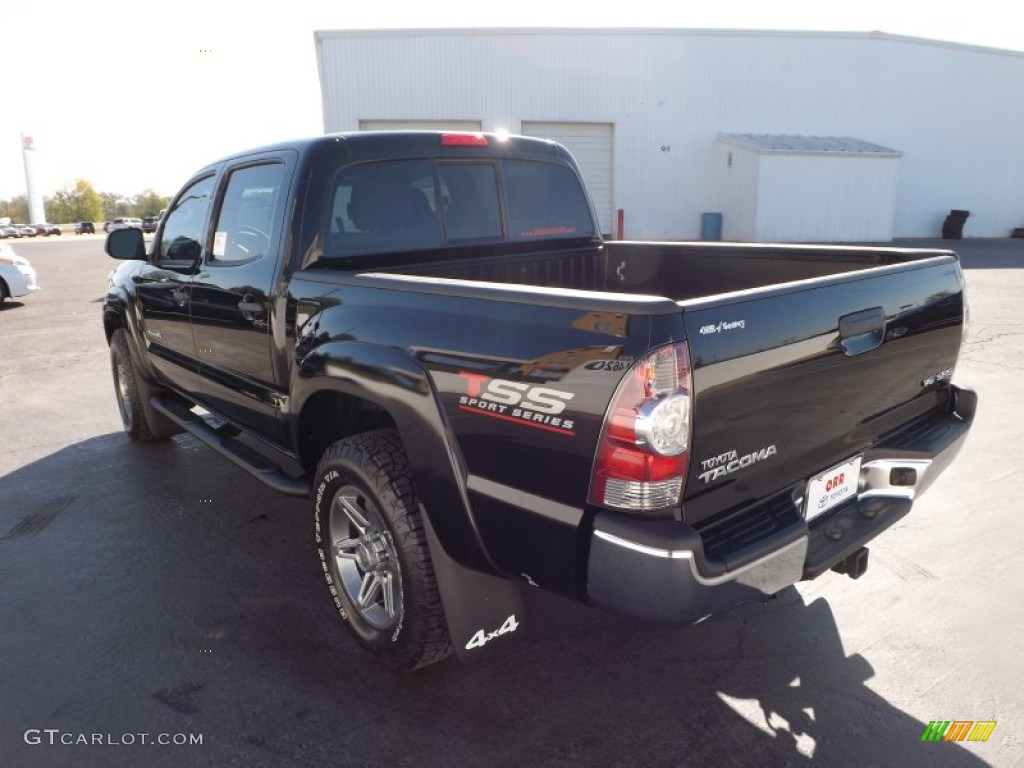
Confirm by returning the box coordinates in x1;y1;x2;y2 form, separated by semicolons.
359;120;483;131
521;122;614;236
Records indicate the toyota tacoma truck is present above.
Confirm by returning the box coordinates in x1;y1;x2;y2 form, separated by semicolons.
103;131;976;670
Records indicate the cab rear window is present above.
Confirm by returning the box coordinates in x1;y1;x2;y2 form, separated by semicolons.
502;160;595;242
323;158;594;258
325;160;442;258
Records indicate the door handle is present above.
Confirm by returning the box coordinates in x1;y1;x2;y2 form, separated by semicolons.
238;294;267;329
238;293;264;313
839;306;886;356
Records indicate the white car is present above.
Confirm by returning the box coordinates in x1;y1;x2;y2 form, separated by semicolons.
0;243;40;304
105;218;144;233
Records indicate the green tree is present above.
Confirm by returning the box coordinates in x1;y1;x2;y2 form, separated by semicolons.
48;180;103;224
0;195;29;223
134;188;170;217
44;196;63;223
101;192;134;220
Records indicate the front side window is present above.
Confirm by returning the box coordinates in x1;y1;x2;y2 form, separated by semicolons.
210;163;284;264
158;175;216;264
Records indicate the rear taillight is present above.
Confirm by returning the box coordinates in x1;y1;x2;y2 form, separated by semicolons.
588;342;692;514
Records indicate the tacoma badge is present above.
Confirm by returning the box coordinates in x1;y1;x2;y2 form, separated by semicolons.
698;444;778;483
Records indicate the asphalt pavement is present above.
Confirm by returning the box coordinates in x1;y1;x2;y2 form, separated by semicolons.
0;235;1020;767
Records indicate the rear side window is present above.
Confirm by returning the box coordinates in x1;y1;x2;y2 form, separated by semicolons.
503;160;595;241
325;160;441;257
210;163;284;264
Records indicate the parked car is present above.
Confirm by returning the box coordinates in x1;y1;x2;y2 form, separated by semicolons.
0;225;21;239
31;223;62;236
75;221;96;235
141;216;159;233
106;218;143;233
15;224;36;237
0;243;40;304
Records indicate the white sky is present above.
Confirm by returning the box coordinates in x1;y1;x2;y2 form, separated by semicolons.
1;0;1021;203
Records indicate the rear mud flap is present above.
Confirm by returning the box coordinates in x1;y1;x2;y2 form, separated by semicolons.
420;505;526;662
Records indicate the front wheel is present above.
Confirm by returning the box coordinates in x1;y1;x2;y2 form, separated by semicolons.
109;329;177;441
313;429;452;670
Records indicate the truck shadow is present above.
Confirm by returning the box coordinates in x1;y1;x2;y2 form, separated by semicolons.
479;590;991;767
0;434;990;768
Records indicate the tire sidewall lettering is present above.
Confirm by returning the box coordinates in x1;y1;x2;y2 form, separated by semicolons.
315;470;339;514
315;471;349;622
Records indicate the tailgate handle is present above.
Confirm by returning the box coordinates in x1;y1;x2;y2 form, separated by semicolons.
839;306;886;356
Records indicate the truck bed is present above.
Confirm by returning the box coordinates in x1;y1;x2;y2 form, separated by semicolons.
381;240;951;301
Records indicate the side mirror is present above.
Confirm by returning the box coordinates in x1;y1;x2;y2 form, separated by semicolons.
106;228;146;260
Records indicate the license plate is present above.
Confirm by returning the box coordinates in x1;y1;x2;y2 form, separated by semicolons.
805;456;862;521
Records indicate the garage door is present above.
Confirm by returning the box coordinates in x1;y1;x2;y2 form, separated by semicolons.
359;120;483;131
521;122;613;236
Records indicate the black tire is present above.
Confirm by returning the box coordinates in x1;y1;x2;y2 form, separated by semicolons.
0;280;8;305
313;429;452;670
109;329;174;441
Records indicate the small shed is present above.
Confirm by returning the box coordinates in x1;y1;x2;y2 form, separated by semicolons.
714;134;903;243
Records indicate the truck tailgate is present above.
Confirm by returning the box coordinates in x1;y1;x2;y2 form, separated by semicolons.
680;255;965;525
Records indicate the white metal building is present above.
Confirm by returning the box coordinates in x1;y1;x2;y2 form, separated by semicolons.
315;28;1024;241
715;134;904;242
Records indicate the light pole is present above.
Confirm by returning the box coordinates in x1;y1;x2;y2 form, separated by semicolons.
21;133;46;224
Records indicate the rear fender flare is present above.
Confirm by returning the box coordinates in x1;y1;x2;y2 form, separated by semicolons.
292;341;498;575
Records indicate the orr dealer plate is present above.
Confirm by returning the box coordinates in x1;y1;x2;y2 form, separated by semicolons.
805;456;862;521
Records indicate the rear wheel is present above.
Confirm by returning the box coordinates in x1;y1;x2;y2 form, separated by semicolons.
313;429;451;670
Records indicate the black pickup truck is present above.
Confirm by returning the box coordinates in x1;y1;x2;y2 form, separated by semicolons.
103;131;976;670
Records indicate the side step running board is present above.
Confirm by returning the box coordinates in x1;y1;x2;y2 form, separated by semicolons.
150;396;310;497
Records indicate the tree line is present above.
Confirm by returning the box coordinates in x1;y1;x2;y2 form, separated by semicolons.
0;180;170;224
